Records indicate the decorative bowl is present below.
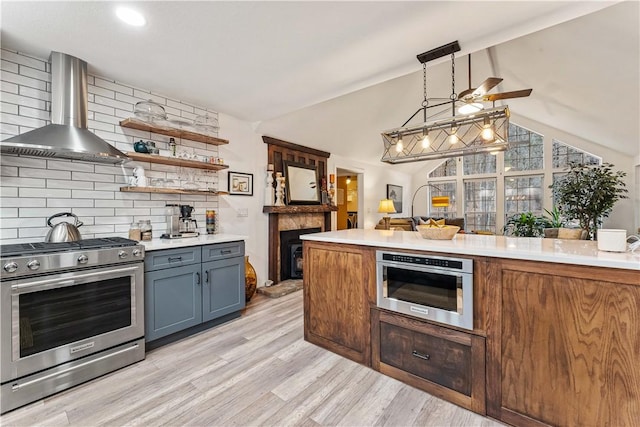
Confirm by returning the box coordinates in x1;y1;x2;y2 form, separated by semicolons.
134;100;166;123
416;224;460;240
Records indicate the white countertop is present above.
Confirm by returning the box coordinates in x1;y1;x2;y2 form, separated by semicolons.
301;229;640;271
140;233;247;251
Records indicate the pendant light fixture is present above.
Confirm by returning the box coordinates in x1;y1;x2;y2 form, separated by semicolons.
381;41;511;164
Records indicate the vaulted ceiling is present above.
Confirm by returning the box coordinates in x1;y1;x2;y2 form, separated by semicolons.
2;1;638;164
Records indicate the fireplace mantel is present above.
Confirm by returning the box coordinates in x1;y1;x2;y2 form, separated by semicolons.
263;205;337;214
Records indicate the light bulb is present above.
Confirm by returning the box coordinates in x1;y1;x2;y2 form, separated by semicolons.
396;137;403;153
421;133;430;148
346;176;351;184
448;126;458;144
481;126;494;141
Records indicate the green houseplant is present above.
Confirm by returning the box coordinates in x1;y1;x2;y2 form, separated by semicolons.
503;211;548;237
542;206;567;238
551;162;627;240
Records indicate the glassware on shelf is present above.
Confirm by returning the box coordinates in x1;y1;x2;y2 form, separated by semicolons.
134;100;166;123
194;113;219;136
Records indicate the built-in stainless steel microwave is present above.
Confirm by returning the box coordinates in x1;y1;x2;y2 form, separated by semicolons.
376;250;473;330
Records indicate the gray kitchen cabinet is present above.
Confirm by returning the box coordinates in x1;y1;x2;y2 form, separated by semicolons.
144;241;245;345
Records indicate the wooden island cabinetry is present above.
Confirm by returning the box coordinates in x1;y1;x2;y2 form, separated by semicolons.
302;234;640;427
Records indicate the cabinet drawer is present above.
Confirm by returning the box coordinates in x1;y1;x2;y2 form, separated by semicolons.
380;322;471;396
201;241;245;262
145;247;201;272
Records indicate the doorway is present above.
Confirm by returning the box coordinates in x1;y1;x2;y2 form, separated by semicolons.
336;168;360;230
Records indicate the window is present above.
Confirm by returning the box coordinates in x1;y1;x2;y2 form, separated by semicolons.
463;152;496;175
429;158;457;177
552;140;600;169
505;175;544;218
464;179;496;233
428;181;456;219
504;125;543;171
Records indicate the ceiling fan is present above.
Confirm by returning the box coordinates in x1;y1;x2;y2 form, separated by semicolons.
457;54;532;114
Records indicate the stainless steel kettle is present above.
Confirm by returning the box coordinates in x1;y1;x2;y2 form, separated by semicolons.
45;212;83;242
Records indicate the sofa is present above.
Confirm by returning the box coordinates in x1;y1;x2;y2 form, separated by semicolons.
375;216;465;232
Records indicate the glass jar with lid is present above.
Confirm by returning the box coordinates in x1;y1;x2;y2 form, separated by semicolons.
128;222;141;241
140;220;153;241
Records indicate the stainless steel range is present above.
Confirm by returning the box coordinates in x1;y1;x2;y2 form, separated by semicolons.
0;237;145;414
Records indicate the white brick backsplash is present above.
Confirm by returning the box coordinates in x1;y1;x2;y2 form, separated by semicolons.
47;198;94;208
0;229;18;239
20;167;71;179
1;165;18;176
0;51;222;243
19;85;50;101
47;159;95;172
94;77;134;96
2;71;47;91
1;91;46;109
1;112;46;129
72;190;114;199
20;187;70;198
19;66;51;83
115;208;151;216
1;60;19;73
47;179;93;190
1;176;46;188
1;80;19;94
18;105;49;120
1;49;46;70
0;187;18;197
88;119;115;133
2;197;46;207
163;105;181;117
0;208;18;219
88;102;115;116
88;84;115;99
72;208;116;217
95;199;133;208
1;102;18;115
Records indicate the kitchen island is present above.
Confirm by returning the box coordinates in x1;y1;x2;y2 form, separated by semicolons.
301;229;640;427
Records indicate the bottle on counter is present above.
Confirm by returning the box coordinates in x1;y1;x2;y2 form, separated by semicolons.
140;220;153;241
128;222;141;241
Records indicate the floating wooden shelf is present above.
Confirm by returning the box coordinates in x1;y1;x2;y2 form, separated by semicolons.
263;205;338;214
120;186;229;196
119;118;229;146
126;152;228;171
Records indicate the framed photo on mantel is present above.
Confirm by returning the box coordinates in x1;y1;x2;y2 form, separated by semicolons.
283;161;320;205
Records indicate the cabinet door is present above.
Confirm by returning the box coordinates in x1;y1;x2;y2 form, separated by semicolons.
145;264;202;342
202;256;245;322
303;242;375;366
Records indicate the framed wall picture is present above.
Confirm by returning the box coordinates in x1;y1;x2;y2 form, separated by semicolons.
387;184;403;213
283;161;320;204
228;171;253;196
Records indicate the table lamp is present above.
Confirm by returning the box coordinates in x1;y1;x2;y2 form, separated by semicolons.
378;199;397;230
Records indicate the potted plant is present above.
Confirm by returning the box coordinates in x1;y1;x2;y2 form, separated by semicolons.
503;211;548;237
551;162;628;240
542;206;567;238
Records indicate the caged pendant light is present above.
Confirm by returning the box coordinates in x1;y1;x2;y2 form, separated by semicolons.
381;41;511;164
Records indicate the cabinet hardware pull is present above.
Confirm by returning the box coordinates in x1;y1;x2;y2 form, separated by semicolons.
412;350;430;361
196;272;200;284
168;256;183;262
221;250;232;254
205;271;209;283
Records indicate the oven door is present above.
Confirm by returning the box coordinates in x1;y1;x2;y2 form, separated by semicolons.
377;261;473;330
1;263;144;383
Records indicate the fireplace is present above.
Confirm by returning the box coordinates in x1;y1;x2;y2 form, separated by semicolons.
280;227;321;280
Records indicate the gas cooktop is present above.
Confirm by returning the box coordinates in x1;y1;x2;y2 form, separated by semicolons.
0;237;139;258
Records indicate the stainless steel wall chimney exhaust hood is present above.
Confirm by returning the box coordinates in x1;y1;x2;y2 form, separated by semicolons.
1;52;129;164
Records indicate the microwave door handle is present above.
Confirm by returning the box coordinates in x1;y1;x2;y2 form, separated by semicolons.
11;266;140;293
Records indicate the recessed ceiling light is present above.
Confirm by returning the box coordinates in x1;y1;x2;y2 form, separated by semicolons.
116;7;146;27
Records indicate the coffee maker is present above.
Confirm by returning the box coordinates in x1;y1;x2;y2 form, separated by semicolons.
161;204;199;239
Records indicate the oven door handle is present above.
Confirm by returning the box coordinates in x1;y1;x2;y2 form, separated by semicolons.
11;266;140;293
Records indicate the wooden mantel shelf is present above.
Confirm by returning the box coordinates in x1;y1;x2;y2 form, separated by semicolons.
263;205;338;214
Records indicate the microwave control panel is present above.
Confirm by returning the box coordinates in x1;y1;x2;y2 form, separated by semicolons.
380;252;470;272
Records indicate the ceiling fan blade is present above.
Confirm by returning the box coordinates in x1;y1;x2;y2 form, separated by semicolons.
482;89;533;101
458;88;476;99
471;77;503;97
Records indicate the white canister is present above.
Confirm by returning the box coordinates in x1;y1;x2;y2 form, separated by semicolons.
597;229;627;252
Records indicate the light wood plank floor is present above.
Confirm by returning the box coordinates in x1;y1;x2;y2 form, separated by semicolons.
1;291;504;427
